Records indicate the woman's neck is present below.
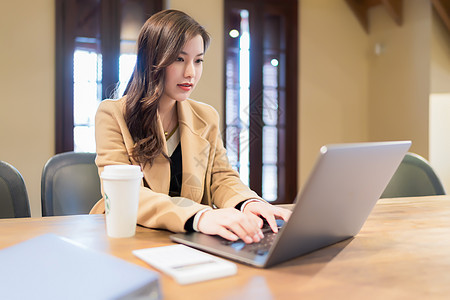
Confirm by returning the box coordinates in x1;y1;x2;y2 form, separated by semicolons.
158;100;178;136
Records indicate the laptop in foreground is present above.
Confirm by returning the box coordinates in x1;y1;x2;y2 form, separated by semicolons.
171;141;411;268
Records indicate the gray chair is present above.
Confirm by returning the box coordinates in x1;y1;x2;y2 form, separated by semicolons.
0;161;31;218
381;152;446;198
41;152;102;216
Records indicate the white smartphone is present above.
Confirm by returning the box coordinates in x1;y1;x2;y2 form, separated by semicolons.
133;244;237;285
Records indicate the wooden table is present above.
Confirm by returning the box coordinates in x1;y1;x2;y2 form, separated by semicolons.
1;196;450;299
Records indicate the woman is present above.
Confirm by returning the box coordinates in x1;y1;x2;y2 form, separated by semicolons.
90;9;291;243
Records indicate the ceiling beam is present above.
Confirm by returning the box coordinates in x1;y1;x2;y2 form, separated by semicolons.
382;0;403;26
345;0;404;34
345;0;370;33
431;0;450;34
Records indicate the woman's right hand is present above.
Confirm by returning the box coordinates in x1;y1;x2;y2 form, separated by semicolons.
197;208;264;243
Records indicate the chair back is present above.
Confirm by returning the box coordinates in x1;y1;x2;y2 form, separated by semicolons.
381;152;446;198
41;152;101;216
0;161;31;218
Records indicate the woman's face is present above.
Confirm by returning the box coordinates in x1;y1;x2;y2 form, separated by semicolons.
161;34;204;104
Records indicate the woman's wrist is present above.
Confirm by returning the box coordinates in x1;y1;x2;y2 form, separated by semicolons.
193;208;212;231
240;199;265;212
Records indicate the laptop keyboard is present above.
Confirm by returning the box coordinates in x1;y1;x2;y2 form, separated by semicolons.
219;221;283;256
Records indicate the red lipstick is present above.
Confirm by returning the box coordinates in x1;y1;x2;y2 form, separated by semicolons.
177;83;193;91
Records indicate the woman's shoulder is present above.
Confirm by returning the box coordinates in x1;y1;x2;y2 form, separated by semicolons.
96;97;127;125
97;97;126;114
100;96;126;106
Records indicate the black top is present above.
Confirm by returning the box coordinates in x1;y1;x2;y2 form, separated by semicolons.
169;142;182;197
169;142;195;231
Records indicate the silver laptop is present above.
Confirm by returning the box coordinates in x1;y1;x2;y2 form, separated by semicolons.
171;141;411;268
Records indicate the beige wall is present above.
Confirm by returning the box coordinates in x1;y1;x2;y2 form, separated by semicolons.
299;0;445;186
0;0;55;217
368;0;432;159
429;8;450;191
430;9;450;94
298;0;370;186
430;93;450;192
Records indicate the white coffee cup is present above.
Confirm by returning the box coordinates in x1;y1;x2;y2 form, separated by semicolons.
101;165;143;238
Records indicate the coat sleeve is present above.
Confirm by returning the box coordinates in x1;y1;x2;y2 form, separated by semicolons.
90;99;209;233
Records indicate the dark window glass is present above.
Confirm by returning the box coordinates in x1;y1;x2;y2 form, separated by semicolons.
55;0;163;153
224;0;298;203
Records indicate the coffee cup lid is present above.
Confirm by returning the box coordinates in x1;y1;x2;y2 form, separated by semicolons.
101;165;143;180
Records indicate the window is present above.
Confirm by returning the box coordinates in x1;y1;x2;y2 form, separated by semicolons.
224;0;298;204
55;0;162;153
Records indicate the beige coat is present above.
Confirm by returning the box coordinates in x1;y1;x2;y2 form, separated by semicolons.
90;97;262;232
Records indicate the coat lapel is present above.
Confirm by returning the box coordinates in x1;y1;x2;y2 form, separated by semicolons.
178;101;210;202
142;113;170;194
142;100;210;201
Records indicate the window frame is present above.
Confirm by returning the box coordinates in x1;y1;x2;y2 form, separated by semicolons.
224;0;298;204
55;0;162;153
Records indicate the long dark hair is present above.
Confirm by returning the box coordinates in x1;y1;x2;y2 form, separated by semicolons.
123;10;210;166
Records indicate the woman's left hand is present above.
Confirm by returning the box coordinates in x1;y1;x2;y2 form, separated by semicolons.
243;201;292;233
